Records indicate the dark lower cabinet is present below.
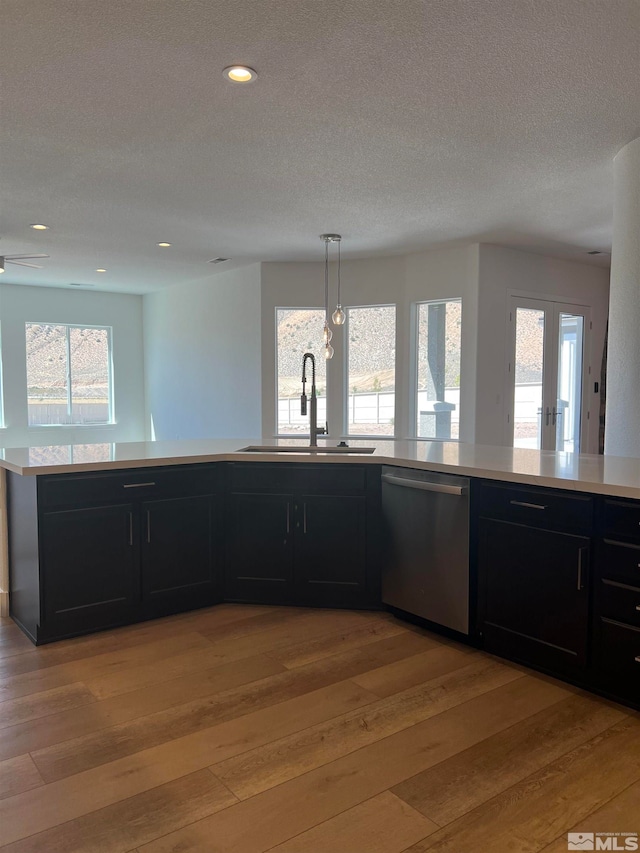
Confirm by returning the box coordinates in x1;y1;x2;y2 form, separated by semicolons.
225;463;375;608
477;481;593;677
40;503;139;641
141;495;219;618
295;494;367;606
479;518;590;670
7;464;222;644
592;498;640;706
225;493;294;603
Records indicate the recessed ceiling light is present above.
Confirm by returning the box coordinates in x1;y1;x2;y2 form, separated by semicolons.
223;65;257;83
30;223;49;230
157;242;172;247
95;268;107;273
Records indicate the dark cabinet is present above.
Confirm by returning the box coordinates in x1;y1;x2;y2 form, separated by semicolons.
477;481;593;674
7;464;222;643
41;503;139;638
141;494;219;617
592;498;640;705
225;463;375;608
295;494;367;605
226;492;294;603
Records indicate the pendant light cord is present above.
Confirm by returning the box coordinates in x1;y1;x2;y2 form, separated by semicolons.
324;238;330;326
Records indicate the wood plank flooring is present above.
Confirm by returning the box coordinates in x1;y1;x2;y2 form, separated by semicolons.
0;605;638;852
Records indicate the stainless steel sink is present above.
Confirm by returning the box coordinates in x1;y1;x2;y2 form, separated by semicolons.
239;445;376;454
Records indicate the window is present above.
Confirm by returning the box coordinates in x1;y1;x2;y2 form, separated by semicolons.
416;299;462;439
26;323;113;425
276;309;326;434
346;305;395;436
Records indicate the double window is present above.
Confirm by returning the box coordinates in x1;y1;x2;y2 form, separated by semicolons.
26;323;113;426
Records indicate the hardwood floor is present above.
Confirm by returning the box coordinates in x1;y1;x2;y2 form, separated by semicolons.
0;605;638;852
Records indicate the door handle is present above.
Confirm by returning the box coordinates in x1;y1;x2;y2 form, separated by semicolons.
552;407;563;426
577;547;587;591
545;407;551;426
286;502;290;534
303;502;307;534
146;510;151;544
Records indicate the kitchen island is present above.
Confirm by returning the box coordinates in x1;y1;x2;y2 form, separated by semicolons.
1;438;639;709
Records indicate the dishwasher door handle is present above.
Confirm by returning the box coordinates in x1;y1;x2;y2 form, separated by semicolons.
382;473;467;496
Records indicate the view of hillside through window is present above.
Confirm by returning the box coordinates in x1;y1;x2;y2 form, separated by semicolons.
26;323;112;425
347;306;395;435
416;299;462;439
276;309;326;434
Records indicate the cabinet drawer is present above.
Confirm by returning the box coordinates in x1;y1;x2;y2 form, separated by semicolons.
39;464;220;508
596;618;640;677
598;538;640;586
602;498;640;542
599;578;640;628
228;463;366;494
478;481;593;533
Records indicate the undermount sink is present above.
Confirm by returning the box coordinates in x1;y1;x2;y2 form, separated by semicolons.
239;445;376;454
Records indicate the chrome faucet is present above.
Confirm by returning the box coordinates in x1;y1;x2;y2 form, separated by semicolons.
301;352;327;447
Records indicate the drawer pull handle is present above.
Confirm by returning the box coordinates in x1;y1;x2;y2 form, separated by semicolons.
128;512;133;546
123;482;156;489
510;500;547;510
303;502;307;534
146;510;151;544
286;502;290;535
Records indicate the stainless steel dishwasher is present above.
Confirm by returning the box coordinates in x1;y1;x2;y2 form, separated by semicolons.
381;466;470;634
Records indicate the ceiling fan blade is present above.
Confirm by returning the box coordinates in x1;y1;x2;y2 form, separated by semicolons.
5;253;50;260
8;259;44;269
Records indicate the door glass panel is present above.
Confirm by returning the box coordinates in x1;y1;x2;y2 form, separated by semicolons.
556;314;584;452
513;307;545;449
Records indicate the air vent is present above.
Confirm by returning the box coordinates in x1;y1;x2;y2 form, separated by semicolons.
587;250;603;255
208;257;230;264
69;282;96;287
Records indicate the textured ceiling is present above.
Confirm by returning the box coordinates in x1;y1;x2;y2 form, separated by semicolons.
1;0;637;294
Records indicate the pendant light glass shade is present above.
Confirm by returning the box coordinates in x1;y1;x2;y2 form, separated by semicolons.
332;305;345;325
324;343;334;359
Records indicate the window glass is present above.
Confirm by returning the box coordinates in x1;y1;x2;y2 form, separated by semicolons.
276;309;326;434
347;305;396;436
416;300;462;439
26;323;113;425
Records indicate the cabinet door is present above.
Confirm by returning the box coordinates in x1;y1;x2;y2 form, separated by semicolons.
295;494;367;606
226;493;294;603
479;518;589;669
41;504;138;639
141;495;218;617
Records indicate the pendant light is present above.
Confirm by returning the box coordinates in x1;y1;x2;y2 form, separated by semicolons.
320;233;343;359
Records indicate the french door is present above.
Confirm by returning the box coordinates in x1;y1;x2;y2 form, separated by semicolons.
507;297;590;452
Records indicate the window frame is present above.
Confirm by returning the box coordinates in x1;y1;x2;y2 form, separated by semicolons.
25;322;115;427
344;303;396;439
413;297;463;441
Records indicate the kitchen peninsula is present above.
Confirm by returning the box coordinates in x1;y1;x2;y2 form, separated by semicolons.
1;438;639;711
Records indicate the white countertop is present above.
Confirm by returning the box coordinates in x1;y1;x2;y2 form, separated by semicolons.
1;437;640;499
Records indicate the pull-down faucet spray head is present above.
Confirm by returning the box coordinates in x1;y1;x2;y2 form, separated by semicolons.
301;352;315;416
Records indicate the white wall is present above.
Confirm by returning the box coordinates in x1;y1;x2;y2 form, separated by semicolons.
261;246;480;440
143;265;262;440
0;283;145;448
476;245;610;453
